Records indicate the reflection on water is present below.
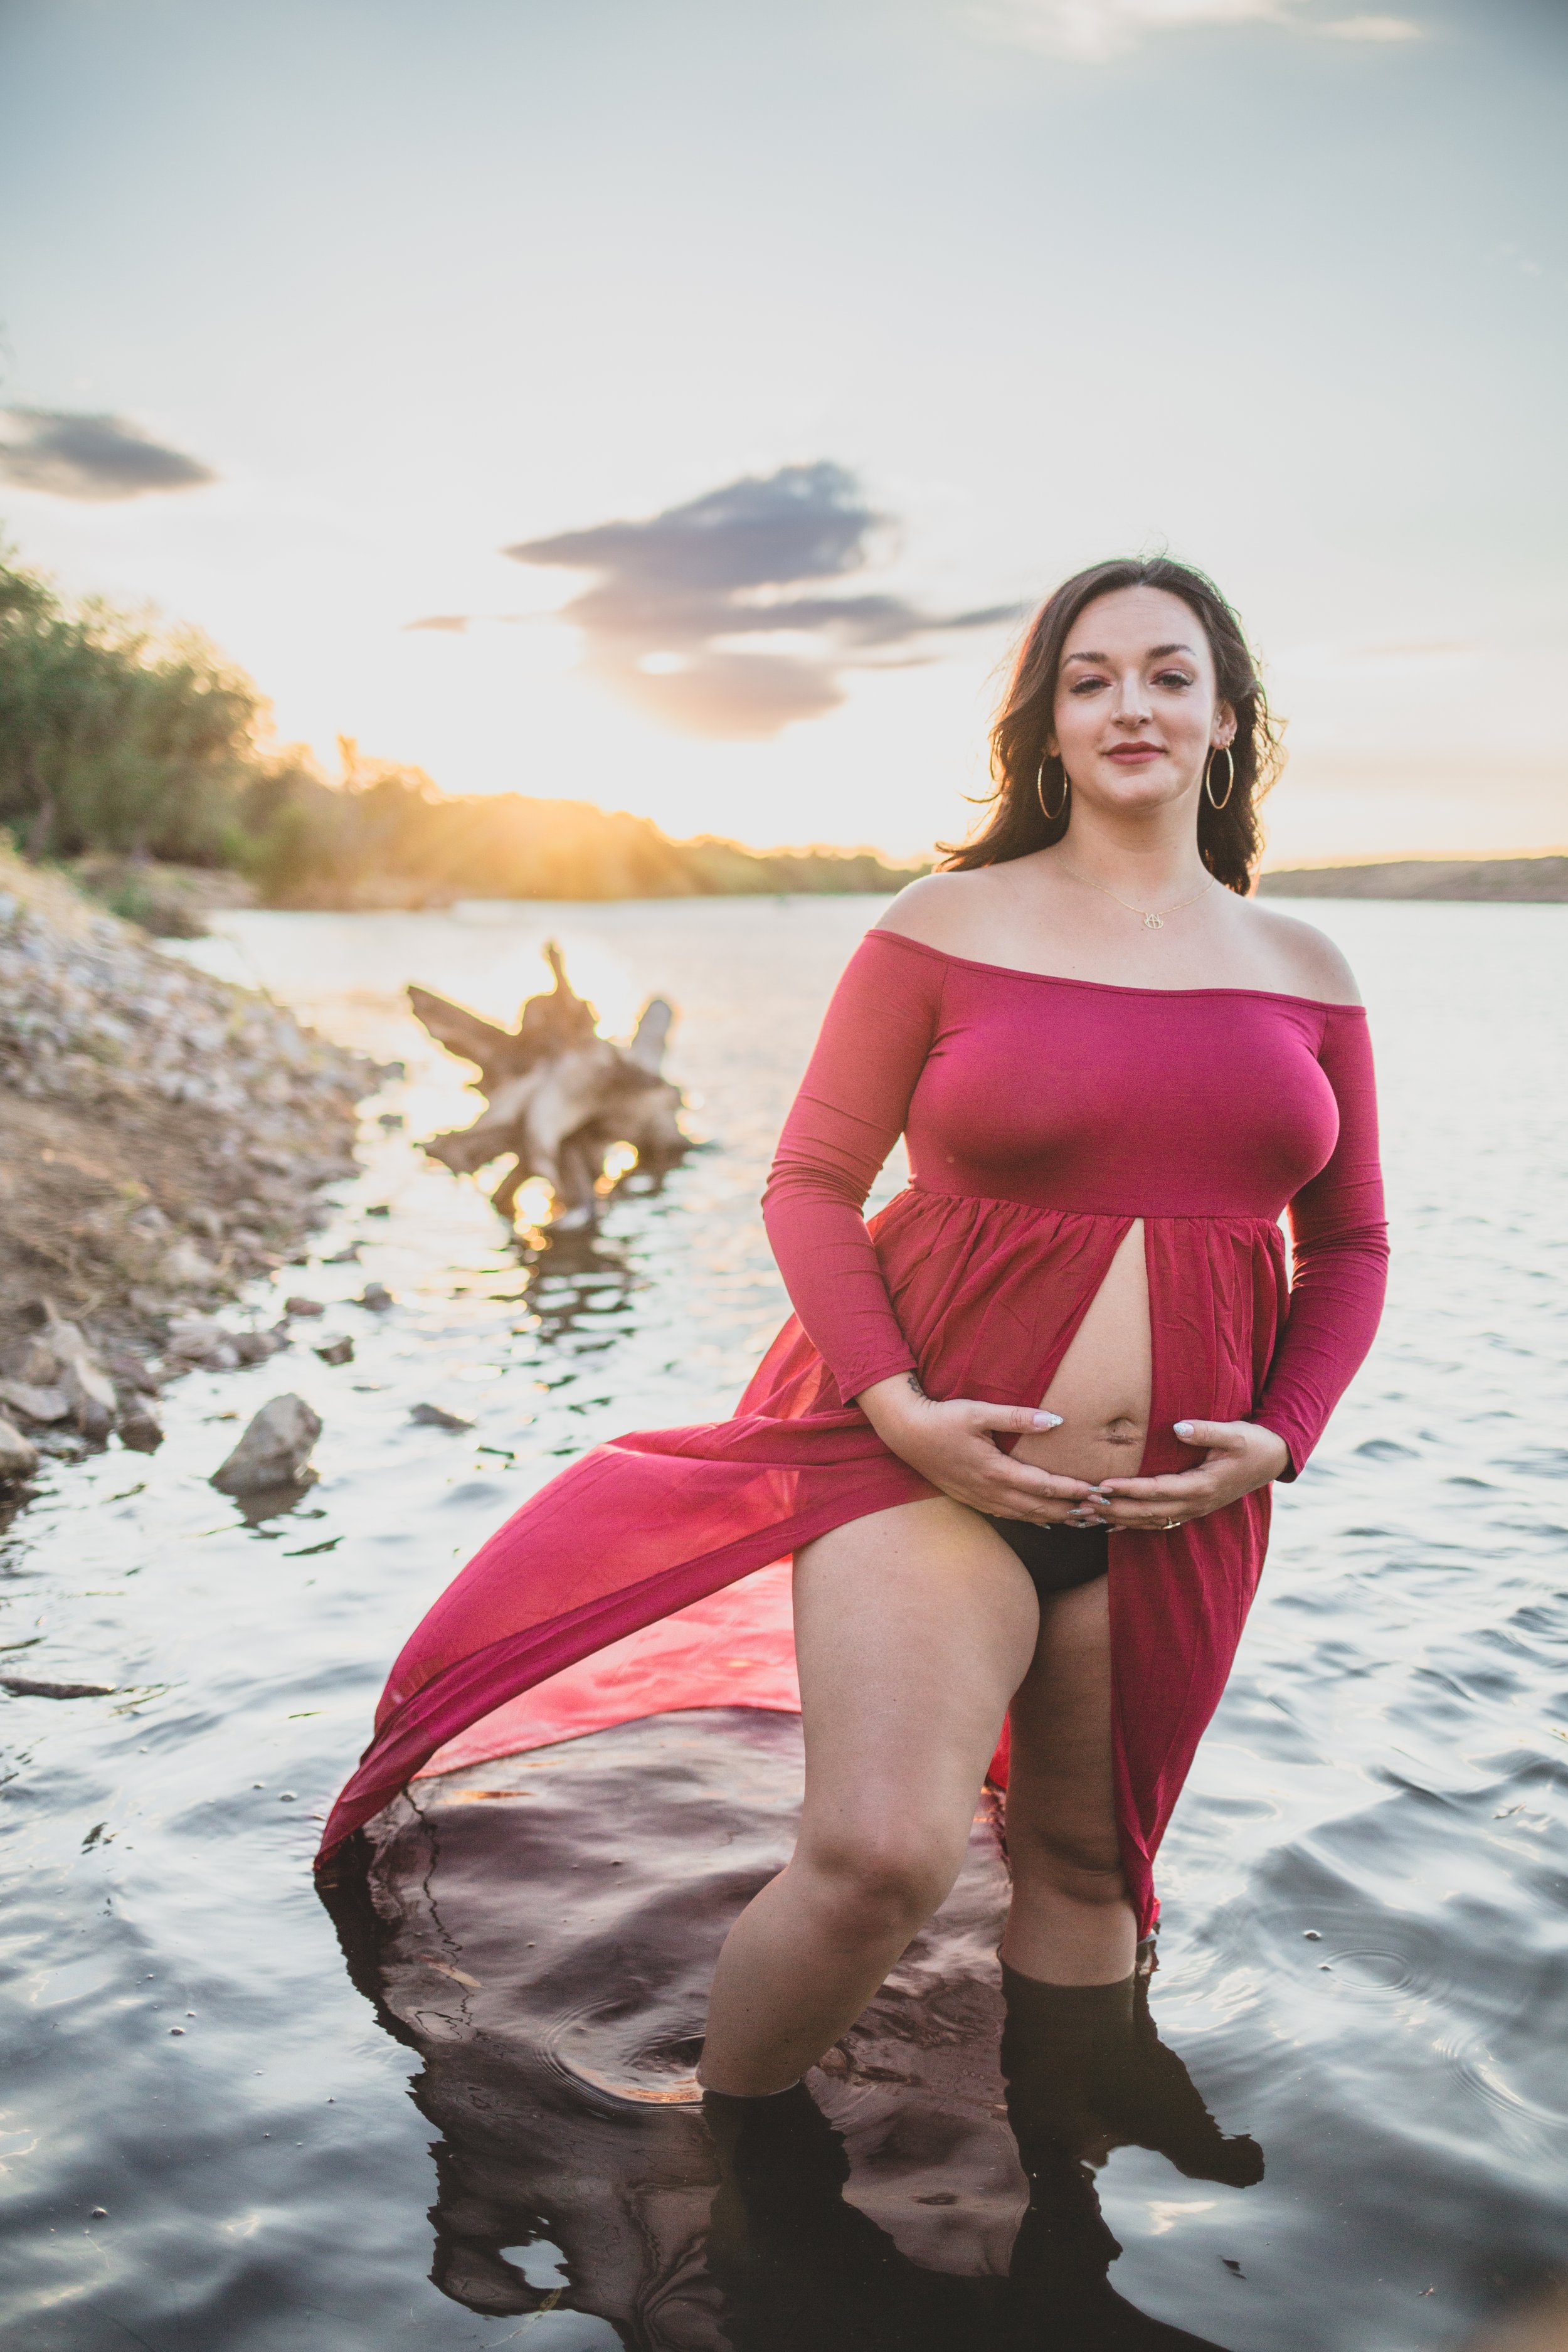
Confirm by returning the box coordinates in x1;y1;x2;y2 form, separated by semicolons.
1;897;1565;2348
322;1712;1259;2349
507;1225;645;1353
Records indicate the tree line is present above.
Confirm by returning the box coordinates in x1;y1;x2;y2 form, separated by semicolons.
0;548;921;904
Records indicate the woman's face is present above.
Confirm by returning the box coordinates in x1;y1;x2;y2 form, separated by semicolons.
1047;585;1236;817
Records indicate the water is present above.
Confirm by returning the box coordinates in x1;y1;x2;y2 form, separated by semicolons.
1;894;1564;2349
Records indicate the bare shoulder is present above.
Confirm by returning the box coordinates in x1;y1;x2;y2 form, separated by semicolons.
872;869;1011;953
1237;898;1364;1005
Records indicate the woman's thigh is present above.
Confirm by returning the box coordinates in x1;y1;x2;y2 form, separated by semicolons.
1004;1572;1125;1892
792;1495;1040;1875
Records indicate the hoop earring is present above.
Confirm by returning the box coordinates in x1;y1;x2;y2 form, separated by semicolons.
1036;760;1069;823
1205;746;1235;811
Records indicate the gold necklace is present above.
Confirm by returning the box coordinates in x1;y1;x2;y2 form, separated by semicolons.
1057;866;1216;931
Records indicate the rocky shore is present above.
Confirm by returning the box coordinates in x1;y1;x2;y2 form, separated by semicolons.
0;847;383;1484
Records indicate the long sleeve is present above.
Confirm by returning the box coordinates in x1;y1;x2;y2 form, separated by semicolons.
761;930;941;1402
1254;1006;1389;1478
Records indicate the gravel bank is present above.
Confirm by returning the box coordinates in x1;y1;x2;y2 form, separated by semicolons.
0;847;383;1478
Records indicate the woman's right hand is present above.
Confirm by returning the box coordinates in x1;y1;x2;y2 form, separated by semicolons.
856;1373;1097;1525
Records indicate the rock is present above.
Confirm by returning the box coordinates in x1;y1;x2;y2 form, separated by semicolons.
324;1244;361;1264
166;1314;225;1362
34;1431;87;1461
107;1353;162;1396
232;1328;287;1365
210;1394;322;1496
314;1337;354;1366
117;1399;164;1454
7;1335;63;1386
283;1296;325;1318
410;1402;474;1431
36;1307;91;1368
0;1419;40;1482
364;1203;391;1217
29;1309;119;1436
356;1283;393;1311
376;1112;404;1130
0;1675;116;1698
58;1357;117;1441
0;1380;72;1425
162;1240;218;1288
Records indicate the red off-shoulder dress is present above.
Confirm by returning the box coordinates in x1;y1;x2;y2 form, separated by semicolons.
319;930;1388;1936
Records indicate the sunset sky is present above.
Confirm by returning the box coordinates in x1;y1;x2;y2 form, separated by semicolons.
1;0;1563;864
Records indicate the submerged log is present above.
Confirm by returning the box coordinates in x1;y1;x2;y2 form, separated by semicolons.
411;942;689;1229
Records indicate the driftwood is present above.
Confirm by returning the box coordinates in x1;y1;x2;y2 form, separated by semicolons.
411;943;689;1229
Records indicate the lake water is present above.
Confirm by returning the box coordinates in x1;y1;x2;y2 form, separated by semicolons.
1;895;1565;2351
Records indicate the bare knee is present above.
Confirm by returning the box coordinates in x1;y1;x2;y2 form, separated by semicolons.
1008;1812;1128;1909
797;1818;965;1945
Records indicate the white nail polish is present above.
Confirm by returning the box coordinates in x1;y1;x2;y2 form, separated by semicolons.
1033;1411;1062;1429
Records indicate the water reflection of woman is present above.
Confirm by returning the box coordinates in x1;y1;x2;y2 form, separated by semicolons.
707;1970;1263;2351
320;557;1386;2138
419;1968;1261;2348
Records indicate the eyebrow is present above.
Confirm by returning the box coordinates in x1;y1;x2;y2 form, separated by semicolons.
1062;642;1198;664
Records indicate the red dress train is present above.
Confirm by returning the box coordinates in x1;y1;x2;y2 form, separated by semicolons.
319;932;1387;1938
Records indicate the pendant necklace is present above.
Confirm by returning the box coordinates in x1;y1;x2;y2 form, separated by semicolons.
1059;868;1217;931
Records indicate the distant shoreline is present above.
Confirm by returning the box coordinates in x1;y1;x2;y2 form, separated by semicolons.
52;849;1568;933
1258;855;1568;903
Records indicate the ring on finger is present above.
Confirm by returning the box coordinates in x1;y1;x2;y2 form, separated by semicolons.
1155;1517;1183;1530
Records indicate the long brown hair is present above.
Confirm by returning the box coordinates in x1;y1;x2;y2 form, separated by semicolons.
940;556;1281;893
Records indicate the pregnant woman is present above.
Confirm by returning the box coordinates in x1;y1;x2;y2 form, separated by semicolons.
319;555;1387;2119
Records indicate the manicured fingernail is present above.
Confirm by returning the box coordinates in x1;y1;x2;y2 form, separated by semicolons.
1032;1411;1062;1429
1173;1421;1194;1438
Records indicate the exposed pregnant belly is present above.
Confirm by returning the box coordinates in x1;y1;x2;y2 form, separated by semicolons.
1010;1219;1152;1492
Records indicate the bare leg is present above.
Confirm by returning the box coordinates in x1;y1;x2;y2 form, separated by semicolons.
1000;1572;1137;1984
699;1495;1039;2095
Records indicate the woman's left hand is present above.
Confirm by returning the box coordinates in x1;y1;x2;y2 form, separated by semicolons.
1077;1420;1291;1531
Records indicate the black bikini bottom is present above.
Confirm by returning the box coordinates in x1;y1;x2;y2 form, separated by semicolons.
985;1517;1110;1597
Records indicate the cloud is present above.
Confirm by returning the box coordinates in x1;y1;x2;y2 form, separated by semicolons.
0;408;217;501
501;462;1020;739
1315;14;1422;36
971;0;1421;60
973;0;1288;61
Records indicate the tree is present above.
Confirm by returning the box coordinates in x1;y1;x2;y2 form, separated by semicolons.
0;549;260;862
